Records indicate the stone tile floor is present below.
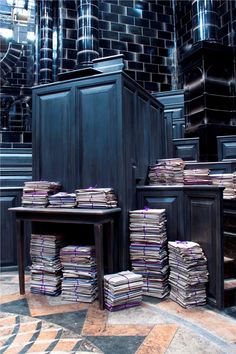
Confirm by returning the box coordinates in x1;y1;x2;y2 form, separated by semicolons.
0;271;236;354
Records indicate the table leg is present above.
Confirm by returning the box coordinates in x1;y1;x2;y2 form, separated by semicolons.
16;219;25;295
94;223;104;310
106;220;114;274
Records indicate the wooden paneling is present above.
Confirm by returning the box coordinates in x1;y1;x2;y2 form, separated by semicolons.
184;190;224;308
173;137;199;161
137;185;224;309
217;135;236;161
0;188;25;267
33;87;75;191
185;161;236;174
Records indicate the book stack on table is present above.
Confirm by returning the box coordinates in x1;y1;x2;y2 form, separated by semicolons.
75;188;118;208
60;246;98;303
48;192;77;208
183;169;212;185
148;158;185;185
129;209;169;299
22;181;62;208
168;241;209;308
104;271;143;311
30;234;64;296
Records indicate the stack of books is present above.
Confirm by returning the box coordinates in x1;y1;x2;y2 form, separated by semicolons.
168;241;208;308
60;246;97;302
129;209;169;299
104;270;143;311
210;173;236;199
183;169;212;185
30;234;64;296
48;192;77;208
148;158;185;185
22;181;62;208
75;188;118;208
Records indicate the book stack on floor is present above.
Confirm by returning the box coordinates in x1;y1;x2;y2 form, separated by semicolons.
148;158;185;185
60;246;97;302
129;209;169;299
48;192;77;208
183;169;212;185
168;241;209;308
75;188;118;208
30;234;64;296
22;181;62;208
210;172;236;199
104;270;143;311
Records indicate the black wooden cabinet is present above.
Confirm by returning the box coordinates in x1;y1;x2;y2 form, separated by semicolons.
137;185;224;309
32;71;164;269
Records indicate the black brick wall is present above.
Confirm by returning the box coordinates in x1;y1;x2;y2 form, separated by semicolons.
99;0;175;92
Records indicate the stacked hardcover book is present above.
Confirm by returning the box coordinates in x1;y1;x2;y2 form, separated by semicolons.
148;158;185;185
30;234;64;296
75;188;118;208
129;209;169;299
168;241;208;308
48;192;77;208
104;270;143;311
22;181;62;208
60;246;97;302
183;169;212;185
210;173;236;199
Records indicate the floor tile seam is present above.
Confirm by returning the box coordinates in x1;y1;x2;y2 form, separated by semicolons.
143;302;236;352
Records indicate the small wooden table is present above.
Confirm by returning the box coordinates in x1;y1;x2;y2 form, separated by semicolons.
9;207;121;310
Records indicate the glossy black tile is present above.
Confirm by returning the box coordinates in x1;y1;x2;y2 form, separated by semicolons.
127;7;142;18
135;18;149;28
144;45;157;55
137;53;151;63
128;61;143;70
127;25;142;35
112;40;127;50
102;30;119;40
144;81;159;91
119;33;134;42
124;69;136;79
142;27;156;37
128;42;142;53
135;35;150;45
103;12;119;22
111;4;125;14
99;39;111;49
111;22;126;32
120;15;134;25
136;71;150;81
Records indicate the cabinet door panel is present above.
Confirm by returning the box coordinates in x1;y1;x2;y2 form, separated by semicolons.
76;82;121;188
184;192;223;309
33;89;75;191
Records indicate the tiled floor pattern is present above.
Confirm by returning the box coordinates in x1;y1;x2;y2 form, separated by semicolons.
1;272;236;354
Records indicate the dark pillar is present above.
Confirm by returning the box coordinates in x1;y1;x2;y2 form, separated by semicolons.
181;1;236;161
192;0;219;43
76;0;99;68
39;0;53;84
